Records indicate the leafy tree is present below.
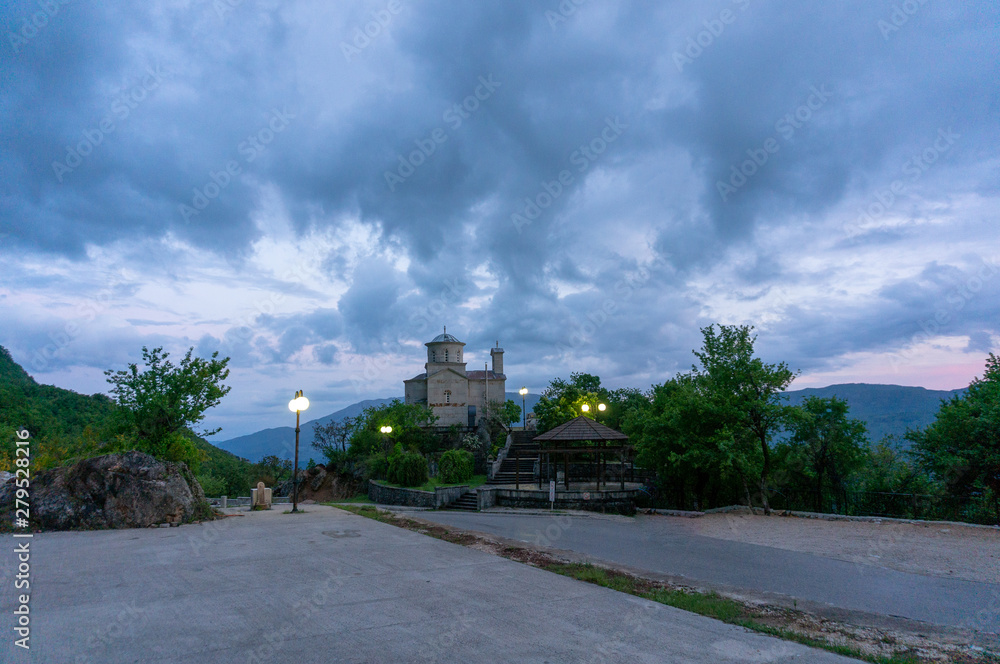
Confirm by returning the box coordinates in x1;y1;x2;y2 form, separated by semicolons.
533;372;606;432
908;353;1000;523
492;400;522;428
777;396;868;512
850;435;933;495
313;416;356;463
603;387;650;431
103;346;231;471
692;324;796;514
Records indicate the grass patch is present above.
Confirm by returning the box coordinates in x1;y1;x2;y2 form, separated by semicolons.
323;494;373;505
542;564;941;664
378;474;488;492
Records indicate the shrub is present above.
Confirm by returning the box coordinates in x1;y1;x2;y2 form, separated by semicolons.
364;453;389;481
197;473;226;497
388;447;428;487
439;449;474;484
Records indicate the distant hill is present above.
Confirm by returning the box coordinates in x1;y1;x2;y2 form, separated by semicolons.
216;391;543;461
215;398;397;461
782;383;963;442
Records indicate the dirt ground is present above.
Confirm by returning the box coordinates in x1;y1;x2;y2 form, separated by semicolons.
669;511;1000;585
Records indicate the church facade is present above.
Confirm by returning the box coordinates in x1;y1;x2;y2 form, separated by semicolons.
403;328;506;428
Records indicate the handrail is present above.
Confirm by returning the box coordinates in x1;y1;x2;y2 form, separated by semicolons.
489;433;513;480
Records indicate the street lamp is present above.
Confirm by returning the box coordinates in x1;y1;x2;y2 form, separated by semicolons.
519;387;528;429
380;425;393;455
580;402;606;417
288;390;310;513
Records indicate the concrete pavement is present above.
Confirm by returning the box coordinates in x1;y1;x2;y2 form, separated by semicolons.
411;510;1000;634
1;506;864;663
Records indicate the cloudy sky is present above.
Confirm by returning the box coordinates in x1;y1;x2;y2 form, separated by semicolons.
2;0;998;438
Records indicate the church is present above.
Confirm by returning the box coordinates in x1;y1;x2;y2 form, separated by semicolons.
403;328;507;428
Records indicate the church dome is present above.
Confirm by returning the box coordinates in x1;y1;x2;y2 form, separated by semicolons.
430;332;461;343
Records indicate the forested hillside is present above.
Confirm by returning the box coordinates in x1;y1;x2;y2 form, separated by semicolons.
0;346;255;494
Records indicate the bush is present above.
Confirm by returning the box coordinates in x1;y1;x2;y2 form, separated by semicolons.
387;446;428;487
364;453;389;481
439;449;474;484
196;473;226;497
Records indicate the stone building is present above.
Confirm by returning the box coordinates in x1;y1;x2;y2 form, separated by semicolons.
403;328;506;428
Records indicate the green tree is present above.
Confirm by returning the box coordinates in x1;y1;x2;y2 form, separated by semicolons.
777;396;868;512
692;324;796;514
313;416;356;465
492;400;522;428
908;353;1000;523
603;387;650;431
533;372;605;432
626;375;729;509
103;346;231;471
851;435;933;495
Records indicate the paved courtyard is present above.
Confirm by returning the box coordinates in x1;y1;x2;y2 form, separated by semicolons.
1;506;864;663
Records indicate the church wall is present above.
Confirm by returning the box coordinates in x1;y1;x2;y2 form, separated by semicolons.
468;378;507;413
404;379;427;405
427;370;469;427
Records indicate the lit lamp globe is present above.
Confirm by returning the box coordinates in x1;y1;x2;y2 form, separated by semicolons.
519;387;527;397
288;395;310;412
598;403;606;412
581;404;589;412
380;425;392;434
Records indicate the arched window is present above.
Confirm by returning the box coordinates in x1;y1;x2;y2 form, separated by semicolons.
458;351;461;361
431;351;436;362
445;349;449;362
444;390;451;403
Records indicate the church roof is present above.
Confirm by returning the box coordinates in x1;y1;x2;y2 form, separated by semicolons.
404;372;427;382
467;370;505;381
533;415;629;442
429;332;462;343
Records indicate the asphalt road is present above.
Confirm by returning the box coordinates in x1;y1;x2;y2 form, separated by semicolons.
412;510;1000;633
0;506;864;663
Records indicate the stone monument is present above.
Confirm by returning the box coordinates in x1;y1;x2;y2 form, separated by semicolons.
251;481;272;510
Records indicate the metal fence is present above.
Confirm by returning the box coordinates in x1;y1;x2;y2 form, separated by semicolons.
636;482;997;526
766;489;995;525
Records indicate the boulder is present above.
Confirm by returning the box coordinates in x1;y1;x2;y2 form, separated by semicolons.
274;464;359;502
0;451;212;530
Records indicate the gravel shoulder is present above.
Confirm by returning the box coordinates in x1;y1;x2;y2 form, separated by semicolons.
669;512;1000;584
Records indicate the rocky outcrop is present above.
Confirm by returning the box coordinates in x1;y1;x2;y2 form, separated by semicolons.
274;464;359;502
0;451;212;530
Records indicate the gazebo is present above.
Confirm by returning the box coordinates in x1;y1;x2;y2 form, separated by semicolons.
526;416;634;491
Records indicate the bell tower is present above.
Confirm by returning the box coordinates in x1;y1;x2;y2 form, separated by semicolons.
490;340;504;375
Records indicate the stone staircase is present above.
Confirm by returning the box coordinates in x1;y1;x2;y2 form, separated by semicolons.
488;431;539;485
442;489;478;511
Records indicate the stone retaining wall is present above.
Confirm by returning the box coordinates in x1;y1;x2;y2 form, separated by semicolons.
493;487;637;515
368;480;468;508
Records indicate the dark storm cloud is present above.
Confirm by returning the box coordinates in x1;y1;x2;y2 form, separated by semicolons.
1;0;998;404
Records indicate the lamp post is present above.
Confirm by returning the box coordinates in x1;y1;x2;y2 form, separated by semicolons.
580;401;607;489
519;387;528;429
380;425;393;456
288;390;310;513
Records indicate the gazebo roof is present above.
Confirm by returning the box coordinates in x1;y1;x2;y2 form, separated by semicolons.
533;416;629;443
